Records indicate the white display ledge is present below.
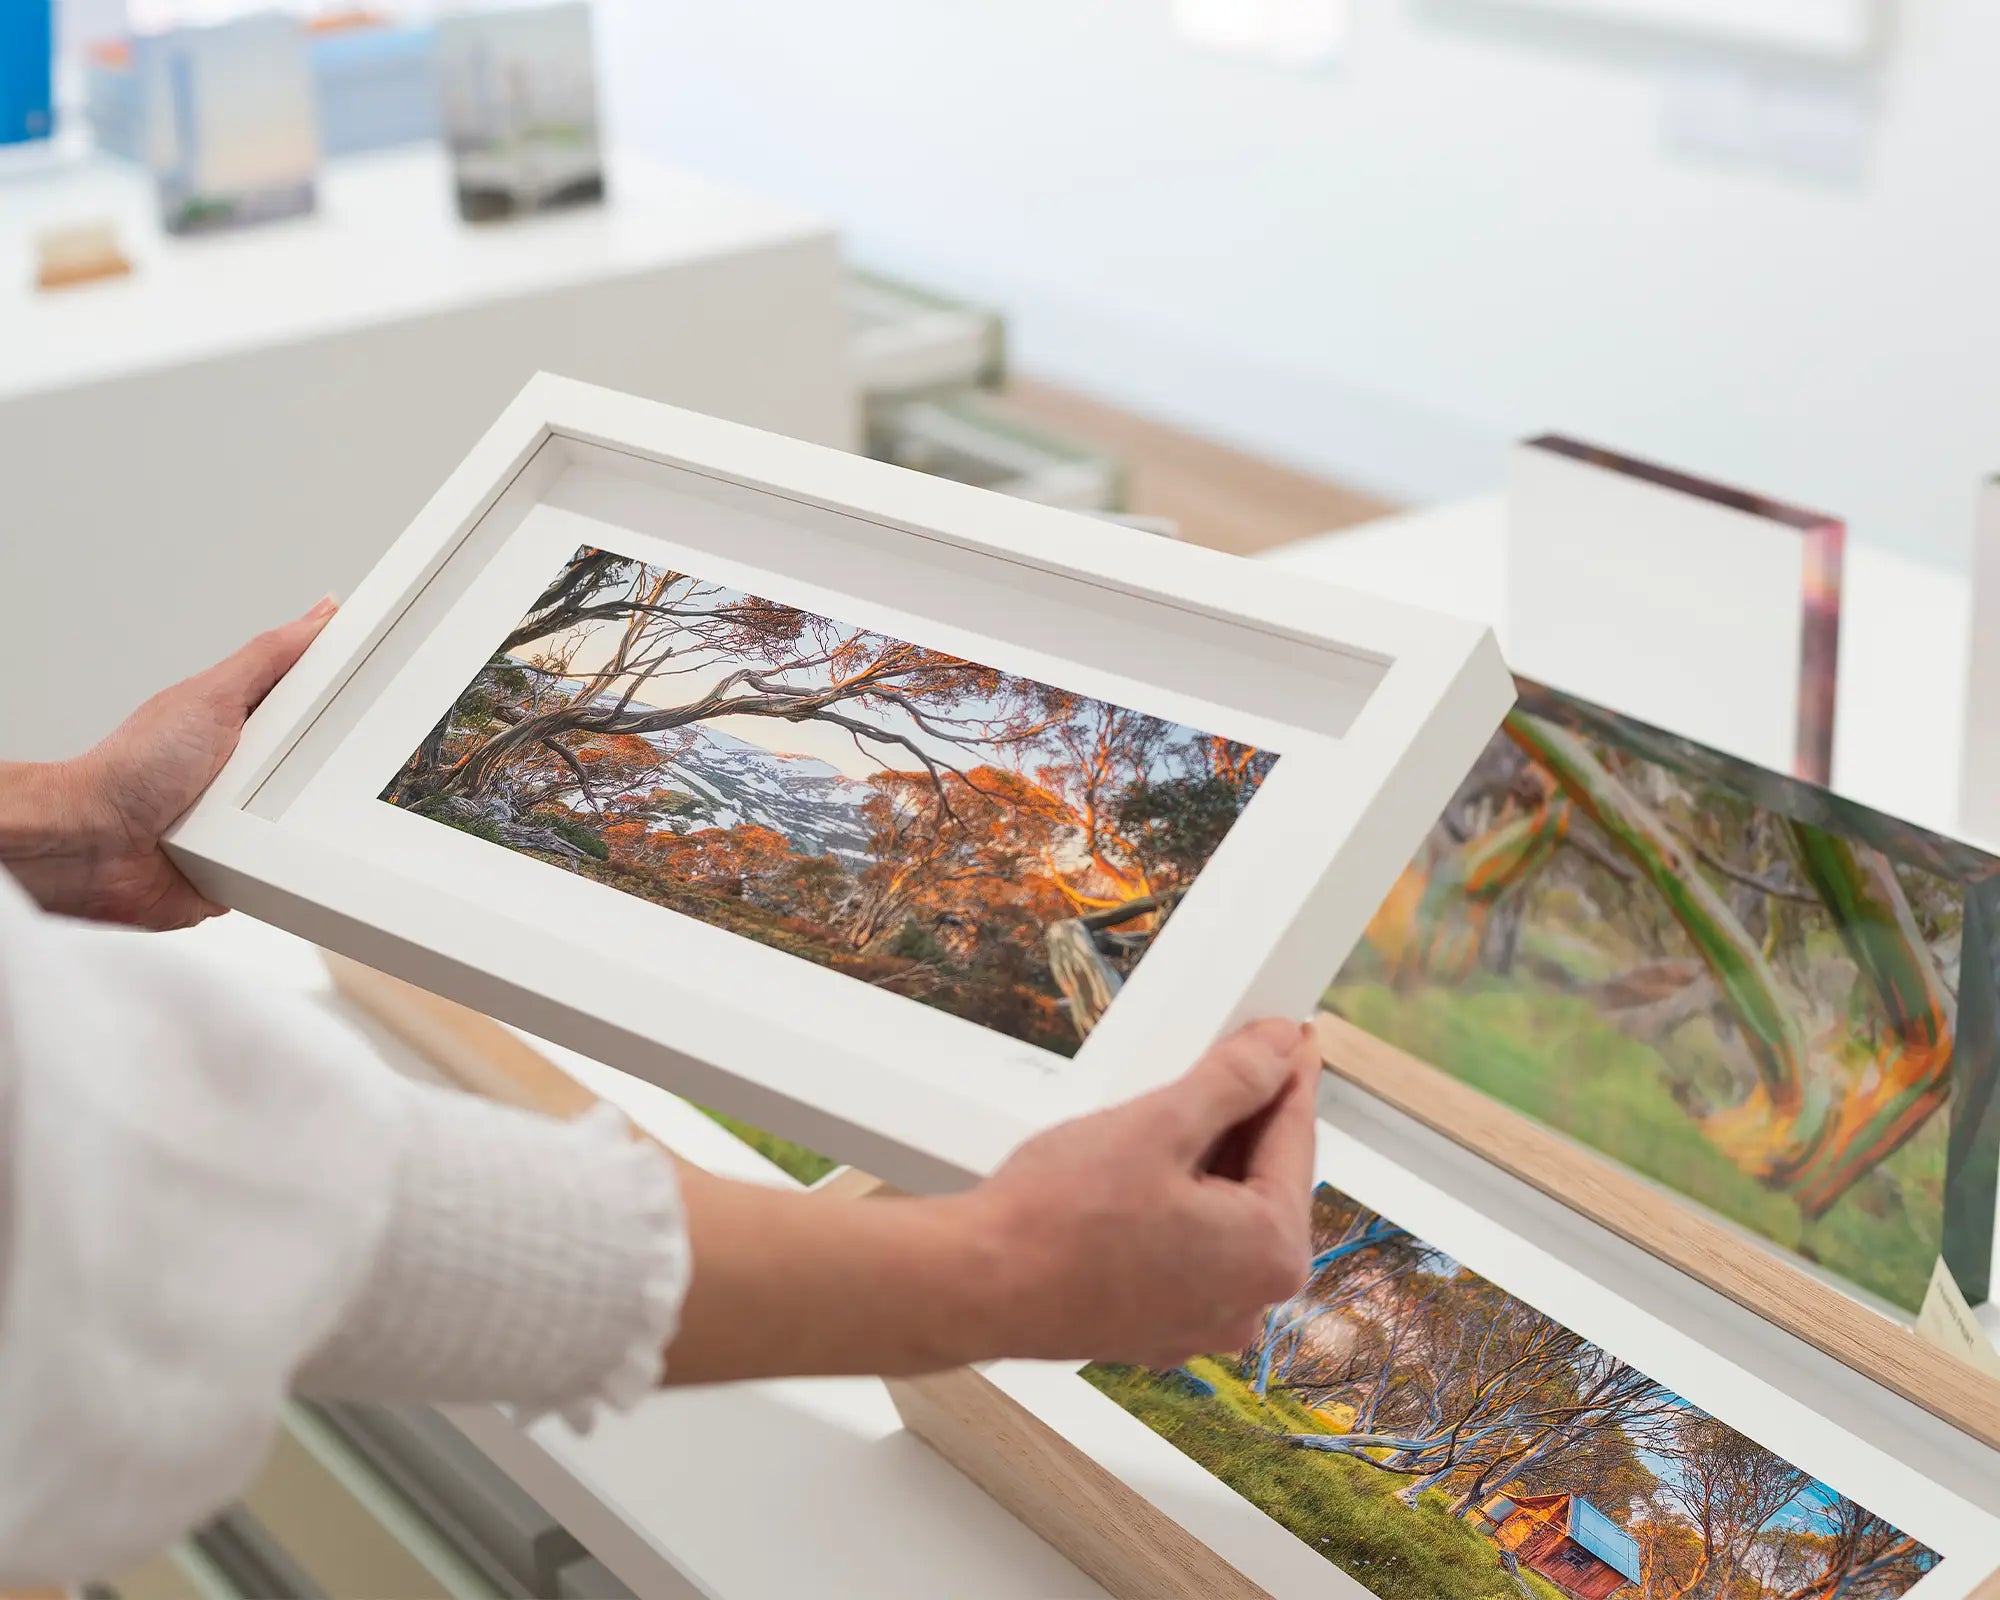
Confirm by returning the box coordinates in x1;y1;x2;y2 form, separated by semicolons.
0;146;838;404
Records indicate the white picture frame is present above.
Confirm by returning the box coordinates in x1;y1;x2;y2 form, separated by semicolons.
167;373;1510;1192
978;1107;2000;1599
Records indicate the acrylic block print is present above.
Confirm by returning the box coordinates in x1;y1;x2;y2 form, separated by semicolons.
139;15;320;237
1084;1184;1938;1600
1509;436;1844;787
1327;679;2000;1313
383;545;1275;1059
436;1;604;223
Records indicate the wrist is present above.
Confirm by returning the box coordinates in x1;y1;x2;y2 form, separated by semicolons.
0;758;121;910
926;1181;1050;1365
0;761;100;858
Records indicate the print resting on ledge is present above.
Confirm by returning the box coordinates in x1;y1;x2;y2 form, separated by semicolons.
1085;1184;1938;1600
1326;678;2000;1314
383;544;1275;1058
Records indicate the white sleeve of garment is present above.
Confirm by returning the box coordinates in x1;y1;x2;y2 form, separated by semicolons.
0;873;689;1586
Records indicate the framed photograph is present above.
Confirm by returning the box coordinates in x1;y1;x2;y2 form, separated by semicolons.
138;13;320;237
1506;435;1844;786
435;1;604;223
900;1116;2000;1600
166;373;1511;1192
1325;674;2000;1316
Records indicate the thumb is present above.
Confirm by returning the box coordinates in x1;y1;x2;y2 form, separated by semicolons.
205;595;337;715
1157;1020;1304;1161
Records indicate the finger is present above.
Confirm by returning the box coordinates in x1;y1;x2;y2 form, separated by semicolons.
1159;1021;1301;1159
204;595;338;714
1241;1044;1321;1223
1200;1024;1315;1179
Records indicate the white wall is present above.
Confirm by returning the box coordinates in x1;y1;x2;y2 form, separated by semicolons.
597;0;2000;569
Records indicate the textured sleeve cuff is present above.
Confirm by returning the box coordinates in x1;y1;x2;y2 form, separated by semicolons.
295;1086;689;1428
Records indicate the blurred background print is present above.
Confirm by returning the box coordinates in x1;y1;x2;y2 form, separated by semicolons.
136;12;320;234
435;1;602;221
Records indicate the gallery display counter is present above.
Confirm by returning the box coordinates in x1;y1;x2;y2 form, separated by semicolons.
0;145;856;760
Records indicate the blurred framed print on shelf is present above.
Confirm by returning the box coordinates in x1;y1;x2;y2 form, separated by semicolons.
435;0;604;223
138;13;321;236
165;373;1511;1193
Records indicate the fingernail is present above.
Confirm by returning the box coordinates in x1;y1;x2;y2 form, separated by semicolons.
1298;1020;1314;1042
307;593;338;620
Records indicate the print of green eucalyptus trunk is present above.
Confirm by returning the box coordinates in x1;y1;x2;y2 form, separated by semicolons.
1490;715;1952;1219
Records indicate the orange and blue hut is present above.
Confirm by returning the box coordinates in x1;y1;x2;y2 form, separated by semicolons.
1471;1492;1641;1600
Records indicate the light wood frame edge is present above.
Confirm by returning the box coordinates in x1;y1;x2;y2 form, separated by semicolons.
1312;1013;2000;1455
882;1369;1269;1600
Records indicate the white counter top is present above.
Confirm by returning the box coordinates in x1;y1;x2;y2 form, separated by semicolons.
0;145;857;761
0;146;835;403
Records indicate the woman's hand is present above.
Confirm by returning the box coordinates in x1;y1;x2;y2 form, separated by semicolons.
665;1018;1322;1382
0;598;336;928
971;1016;1320;1367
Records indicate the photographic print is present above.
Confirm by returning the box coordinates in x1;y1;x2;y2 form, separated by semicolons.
436;1;604;223
139;13;320;236
382;544;1276;1058
1326;679;2000;1313
1085;1183;1938;1600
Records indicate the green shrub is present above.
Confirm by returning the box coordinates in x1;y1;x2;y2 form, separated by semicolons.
544;814;611;860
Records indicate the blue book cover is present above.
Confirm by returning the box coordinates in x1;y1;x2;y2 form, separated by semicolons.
0;0;54;146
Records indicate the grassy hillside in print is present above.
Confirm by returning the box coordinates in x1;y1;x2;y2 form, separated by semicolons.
1324;684;1998;1312
1086;1185;1937;1600
690;1104;836;1186
1325;982;1944;1311
383;545;1274;1057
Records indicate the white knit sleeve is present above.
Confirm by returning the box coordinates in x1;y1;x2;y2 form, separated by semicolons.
296;1089;689;1425
0;871;689;1585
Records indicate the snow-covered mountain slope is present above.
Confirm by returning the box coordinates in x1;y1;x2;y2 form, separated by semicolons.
527;676;879;858
655;723;874;859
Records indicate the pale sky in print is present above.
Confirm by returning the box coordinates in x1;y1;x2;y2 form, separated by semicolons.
510;571;1215;783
